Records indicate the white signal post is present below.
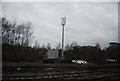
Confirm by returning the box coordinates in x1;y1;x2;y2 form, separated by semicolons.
61;17;66;59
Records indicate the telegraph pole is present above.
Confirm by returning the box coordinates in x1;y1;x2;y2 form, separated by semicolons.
61;17;66;59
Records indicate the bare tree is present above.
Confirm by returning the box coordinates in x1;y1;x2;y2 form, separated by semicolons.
65;44;71;50
55;43;61;50
41;44;46;49
46;43;51;50
68;42;78;50
2;17;12;44
1;17;33;46
95;43;100;49
33;41;40;49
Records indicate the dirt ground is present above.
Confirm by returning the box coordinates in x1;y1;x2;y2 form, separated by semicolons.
2;62;120;81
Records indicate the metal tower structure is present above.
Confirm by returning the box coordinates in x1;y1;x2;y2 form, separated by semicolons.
61;17;66;59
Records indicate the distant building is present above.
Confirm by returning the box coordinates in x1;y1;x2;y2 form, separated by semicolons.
109;42;120;48
43;49;62;63
46;49;59;59
44;49;62;59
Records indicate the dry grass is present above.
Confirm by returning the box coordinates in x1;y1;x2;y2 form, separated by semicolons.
2;62;97;68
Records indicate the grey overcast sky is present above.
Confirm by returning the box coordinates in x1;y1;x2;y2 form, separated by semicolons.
2;2;118;48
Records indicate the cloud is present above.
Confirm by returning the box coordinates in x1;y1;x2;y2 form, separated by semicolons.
2;2;118;48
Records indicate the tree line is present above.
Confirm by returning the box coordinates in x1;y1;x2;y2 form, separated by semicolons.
1;17;33;46
1;17;120;63
1;17;44;62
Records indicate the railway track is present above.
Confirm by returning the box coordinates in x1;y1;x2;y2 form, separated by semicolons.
2;65;120;81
